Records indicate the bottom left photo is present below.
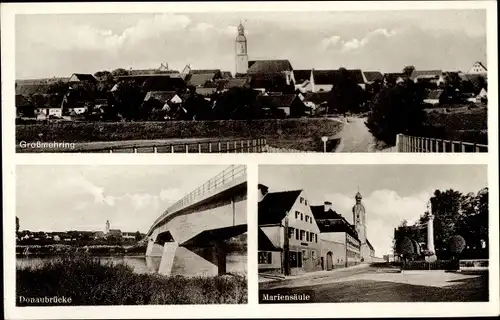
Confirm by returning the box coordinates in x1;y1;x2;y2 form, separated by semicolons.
15;164;247;305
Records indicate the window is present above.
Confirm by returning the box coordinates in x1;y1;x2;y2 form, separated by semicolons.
302;249;308;259
258;251;272;264
310;218;313;224
309;232;313;242
306;231;309;241
300;197;304;204
305;216;309;223
301;213;303;221
311;250;317;260
295;211;300;219
315;234;318;243
290;251;298;268
288;227;295;239
305;200;308;206
300;230;305;241
297;251;303;267
295;229;300;240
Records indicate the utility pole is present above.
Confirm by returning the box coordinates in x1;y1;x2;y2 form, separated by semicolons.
283;216;290;276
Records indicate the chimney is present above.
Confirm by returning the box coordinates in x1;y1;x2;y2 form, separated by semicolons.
324;201;332;212
258;184;269;202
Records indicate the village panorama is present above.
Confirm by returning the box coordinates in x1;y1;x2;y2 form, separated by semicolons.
15;12;487;153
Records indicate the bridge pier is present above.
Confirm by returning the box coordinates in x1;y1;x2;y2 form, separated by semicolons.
146;240;164;257
215;241;227;275
158;242;179;276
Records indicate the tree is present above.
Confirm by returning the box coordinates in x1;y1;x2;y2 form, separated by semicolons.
365;79;427;145
112;80;145;120
111;68;129;77
212;87;259;120
397;236;415;266
135;231;142;241
449;235;466;260
327;68;364;115
403;65;415;78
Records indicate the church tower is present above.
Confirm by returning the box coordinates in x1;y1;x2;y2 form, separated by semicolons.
352;191;367;244
235;22;248;75
105;220;110;234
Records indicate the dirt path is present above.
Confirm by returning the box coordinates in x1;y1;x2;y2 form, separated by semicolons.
333;117;377;152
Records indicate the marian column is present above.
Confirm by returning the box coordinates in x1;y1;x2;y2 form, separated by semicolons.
426;200;437;261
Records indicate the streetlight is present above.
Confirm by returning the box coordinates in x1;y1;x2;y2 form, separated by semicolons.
321;136;328;153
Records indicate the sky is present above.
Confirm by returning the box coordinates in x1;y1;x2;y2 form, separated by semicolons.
259;165;488;256
16;165;229;233
15;10;487;79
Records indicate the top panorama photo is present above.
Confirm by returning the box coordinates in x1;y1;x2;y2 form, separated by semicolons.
15;10;488;153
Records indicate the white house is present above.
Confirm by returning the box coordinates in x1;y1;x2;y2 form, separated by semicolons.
467;61;487;75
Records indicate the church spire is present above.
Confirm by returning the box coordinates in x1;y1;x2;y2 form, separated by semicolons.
355;190;362;203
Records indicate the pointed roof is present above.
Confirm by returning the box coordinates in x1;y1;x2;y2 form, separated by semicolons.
144;91;179;103
258;190;302;225
248;60;293;74
363;71;384;82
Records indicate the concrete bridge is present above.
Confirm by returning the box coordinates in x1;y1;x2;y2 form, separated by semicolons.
146;165;247;276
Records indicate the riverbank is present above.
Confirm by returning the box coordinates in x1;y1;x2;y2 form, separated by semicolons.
17;255;247;305
16;244;147;257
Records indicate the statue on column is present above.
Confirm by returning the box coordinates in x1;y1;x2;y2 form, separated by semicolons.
425;200;437;262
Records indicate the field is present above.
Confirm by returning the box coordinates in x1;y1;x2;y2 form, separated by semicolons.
16;255;247;305
16;118;343;152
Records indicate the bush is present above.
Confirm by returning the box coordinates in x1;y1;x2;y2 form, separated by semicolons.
449;235;466;257
397;237;415;259
17;255;247;305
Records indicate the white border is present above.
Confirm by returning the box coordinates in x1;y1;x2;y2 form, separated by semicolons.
2;1;499;319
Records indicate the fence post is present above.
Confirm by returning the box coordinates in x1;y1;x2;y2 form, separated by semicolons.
461;142;465;152
435;139;439;153
396;134;404;152
247;140;250;152
241;140;244;153
133;147;138;153
451;141;455;153
153;146;158;153
109;149;113;154
425;138;429;153
442;140;446;153
171;145;174;153
474;144;479;153
227;141;230;153
253;139;256;153
218;141;221;153
234;141;237;153
198;143;202;153
209;142;212;153
185;144;189;153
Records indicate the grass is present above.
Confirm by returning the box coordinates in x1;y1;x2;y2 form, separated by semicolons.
16;255;247;305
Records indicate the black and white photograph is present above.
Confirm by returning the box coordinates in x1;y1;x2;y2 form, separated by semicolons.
15;165;248;305
258;165;489;303
14;9;488;153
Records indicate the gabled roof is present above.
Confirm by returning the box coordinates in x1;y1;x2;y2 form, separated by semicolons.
70;73;97;82
310;205;343;220
142;76;186;91
144;91;178;103
471;61;487;71
363;71;384;82
187;73;218;87
249;72;287;89
366;238;374;251
191;69;221;75
129;69;179;76
258;228;281;251
248;60;293;74
15;83;51;96
221;77;250;90
311;204;358;239
410;70;443;80
195;87;217;97
383;73;405;82
312;69;365;85
256;94;299;108
258;190;302;225
424;89;444;100
294;70;312;83
303;91;330;104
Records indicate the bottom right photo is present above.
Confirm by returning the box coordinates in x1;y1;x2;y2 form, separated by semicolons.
258;164;489;303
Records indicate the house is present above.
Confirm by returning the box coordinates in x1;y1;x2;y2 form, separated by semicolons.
36;107;62;119
128;63;179;76
383;73;405;85
144;91;183;109
311;202;361;269
459;73;487;94
363;71;384;84
215;77;251;92
310;69;367;92
248;60;295;85
410;70;444;86
68;73;98;84
195;87;217;100
476;88;487;102
255;94;307;118
467;61;487;75
186;69;222;87
293;70;313;92
249;73;289;92
423;89;444;105
258;185;322;276
302;91;330;114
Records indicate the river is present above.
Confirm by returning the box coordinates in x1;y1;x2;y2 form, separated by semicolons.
16;252;247;277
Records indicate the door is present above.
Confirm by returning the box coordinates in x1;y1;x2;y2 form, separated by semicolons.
297;251;303;268
327;251;333;270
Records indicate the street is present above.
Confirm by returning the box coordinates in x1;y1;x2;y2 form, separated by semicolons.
259;264;488;303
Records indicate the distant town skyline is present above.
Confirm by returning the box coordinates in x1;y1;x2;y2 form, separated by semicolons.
15;10;486;79
259;165;488;256
16;165;228;233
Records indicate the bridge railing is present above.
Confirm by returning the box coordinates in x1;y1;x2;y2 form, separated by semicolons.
85;138;267;153
150;165;247;230
395;134;488;153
